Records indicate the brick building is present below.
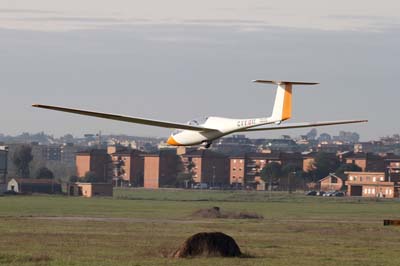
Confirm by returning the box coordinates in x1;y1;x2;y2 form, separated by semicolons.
143;150;179;188
345;171;394;198
68;182;113;197
181;149;229;187
343;152;385;172
111;149;144;186
76;149;111;181
230;152;303;187
319;173;344;191
7;178;62;194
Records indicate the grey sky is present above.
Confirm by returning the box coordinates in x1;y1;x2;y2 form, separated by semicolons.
0;1;399;140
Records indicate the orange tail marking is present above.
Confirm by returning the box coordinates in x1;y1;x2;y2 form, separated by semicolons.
282;84;292;120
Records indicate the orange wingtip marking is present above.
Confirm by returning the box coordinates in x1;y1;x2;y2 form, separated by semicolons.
167;136;181;146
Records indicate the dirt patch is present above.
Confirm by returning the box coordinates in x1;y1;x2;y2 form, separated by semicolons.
192;207;263;220
172;232;242;258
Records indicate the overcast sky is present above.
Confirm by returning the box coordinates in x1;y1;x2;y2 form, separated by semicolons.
0;0;399;140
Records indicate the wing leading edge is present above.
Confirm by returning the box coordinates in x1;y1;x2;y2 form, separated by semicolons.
238;119;368;132
32;104;217;131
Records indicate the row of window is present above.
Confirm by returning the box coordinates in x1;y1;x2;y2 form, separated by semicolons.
364;188;392;195
232;167;243;171
348;176;384;182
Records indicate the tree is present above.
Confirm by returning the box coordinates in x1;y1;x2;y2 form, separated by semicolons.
282;163;303;176
176;160;195;188
311;152;340;180
335;163;362;179
260;162;282;183
83;171;98;183
69;175;78;182
306;128;317;140
12;145;33;178
35;167;54;179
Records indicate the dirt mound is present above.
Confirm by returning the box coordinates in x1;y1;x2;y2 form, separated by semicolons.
173;232;242;258
192;207;263;219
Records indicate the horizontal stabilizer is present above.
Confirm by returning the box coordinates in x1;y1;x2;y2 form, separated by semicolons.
253;80;319;85
239;119;368;132
32;104;217;131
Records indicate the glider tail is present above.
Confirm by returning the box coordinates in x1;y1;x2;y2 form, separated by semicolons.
253;80;319;122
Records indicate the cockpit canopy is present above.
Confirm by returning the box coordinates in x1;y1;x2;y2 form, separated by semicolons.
186;117;208;126
172;117;209;136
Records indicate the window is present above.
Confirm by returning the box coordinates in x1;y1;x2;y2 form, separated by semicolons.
234;160;237;163
372;188;375;194
380;176;384;181
373;177;376;182
364;188;368;194
349;176;353;181
239;168;242;171
233;167;236;171
366;176;370;181
240;160;243;163
354;176;357;181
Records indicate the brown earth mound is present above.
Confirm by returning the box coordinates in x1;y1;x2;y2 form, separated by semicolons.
173;232;242;258
192;206;263;219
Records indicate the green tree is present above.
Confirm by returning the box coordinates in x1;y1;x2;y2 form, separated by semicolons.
335;163;362;179
176;160;195;188
83;171;98;183
35;167;54;179
260;162;282;183
282;163;303;176
12;145;33;178
69;175;78;182
311;152;340;180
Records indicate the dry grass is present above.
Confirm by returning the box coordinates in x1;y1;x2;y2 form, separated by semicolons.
192;207;264;219
1;191;400;265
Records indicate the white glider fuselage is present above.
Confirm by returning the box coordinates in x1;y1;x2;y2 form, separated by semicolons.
168;116;273;146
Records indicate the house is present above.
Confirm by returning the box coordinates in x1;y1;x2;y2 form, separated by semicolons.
68;182;113;197
7;178;61;194
345;171;394;198
319;173;344;191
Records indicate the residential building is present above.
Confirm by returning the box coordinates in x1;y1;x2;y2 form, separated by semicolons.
111;149;144;186
7;178;61;194
143;150;180;188
345;171;394;198
319;173;344;191
181;149;229;186
343;152;385;172
230;152;303;187
61;143;79;165
76;149;111;181
68;182;113;197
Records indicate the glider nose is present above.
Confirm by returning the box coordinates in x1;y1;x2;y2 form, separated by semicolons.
167;136;181;146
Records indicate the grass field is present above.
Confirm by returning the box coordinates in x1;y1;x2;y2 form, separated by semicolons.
1;189;400;266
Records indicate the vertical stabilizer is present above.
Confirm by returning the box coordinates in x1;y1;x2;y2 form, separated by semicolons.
252;80;319;122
